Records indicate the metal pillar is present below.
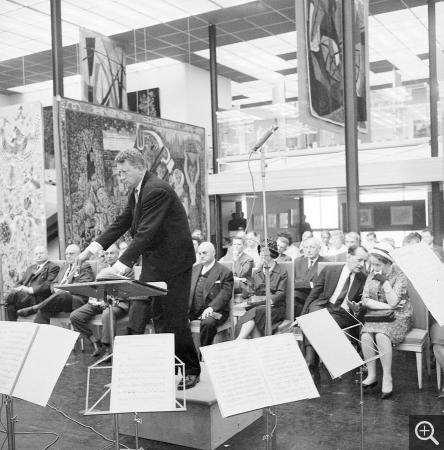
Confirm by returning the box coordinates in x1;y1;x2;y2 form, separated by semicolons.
342;1;360;233
50;0;64;97
209;24;223;257
428;0;443;242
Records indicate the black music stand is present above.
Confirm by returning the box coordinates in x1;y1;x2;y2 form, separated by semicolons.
56;279;168;450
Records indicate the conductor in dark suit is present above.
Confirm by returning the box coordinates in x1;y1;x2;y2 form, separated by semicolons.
189;242;234;347
77;149;201;390
18;244;94;324
5;246;60;321
293;237;328;317
292;245;369;385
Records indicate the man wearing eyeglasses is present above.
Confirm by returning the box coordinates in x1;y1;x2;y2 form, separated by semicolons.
188;242;234;347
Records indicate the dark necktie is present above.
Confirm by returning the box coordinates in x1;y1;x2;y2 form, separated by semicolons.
333;273;351;310
61;265;72;284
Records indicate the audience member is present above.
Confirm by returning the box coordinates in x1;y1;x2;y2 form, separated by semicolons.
293;238;328;317
345;232;361;247
70;244;135;360
299;215;312;240
5;246;60;321
192;229;204;242
276;237;293;263
192;237;201;265
320;230;331;256
118;241;128;255
292;245;368;385
277;230;301;260
220;236;253;293
228;213;238;232
188;242;234;347
402;232;420;246
17;244;94;323
421;228;444;262
365;232;378;250
244;230;261;267
238;212;247;230
326;230;348;261
360;242;413;399
236;239;288;339
301;230;313;242
381;236;397;248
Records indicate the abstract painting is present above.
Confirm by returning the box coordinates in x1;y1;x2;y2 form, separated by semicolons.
57;98;206;250
0;102;46;291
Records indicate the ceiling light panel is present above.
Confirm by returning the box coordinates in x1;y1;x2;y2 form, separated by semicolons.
87;3;137;20
145;5;190;21
63;10;107;27
93;21;132;35
114;14;159;28
4;8;48;24
0;2;22;14
13;25;49;40
0;31;29;45
0;16;28;31
176;0;220;15
63;0;112;8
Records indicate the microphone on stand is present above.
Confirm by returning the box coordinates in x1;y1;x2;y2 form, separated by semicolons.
252;124;279;152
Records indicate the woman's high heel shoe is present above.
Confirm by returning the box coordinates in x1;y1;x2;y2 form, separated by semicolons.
362;381;378;390
381;391;392;400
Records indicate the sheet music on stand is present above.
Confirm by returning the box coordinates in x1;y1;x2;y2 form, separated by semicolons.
200;334;319;419
297;309;382;379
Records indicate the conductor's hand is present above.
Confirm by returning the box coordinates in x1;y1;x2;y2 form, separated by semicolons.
200;307;214;320
76;249;93;267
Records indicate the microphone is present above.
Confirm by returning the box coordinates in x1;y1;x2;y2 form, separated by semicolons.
252;124;279;152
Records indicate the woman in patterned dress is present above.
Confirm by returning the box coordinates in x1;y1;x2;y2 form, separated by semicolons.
360;242;413;399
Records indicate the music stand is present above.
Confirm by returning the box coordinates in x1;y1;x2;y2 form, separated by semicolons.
56;279;168;450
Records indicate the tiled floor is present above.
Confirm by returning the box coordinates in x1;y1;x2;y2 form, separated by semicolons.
1;342;442;450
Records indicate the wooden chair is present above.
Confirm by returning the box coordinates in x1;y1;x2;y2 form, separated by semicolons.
394;278;430;389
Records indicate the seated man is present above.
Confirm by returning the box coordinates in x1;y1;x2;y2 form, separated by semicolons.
70;244;135;359
220;236;253;293
6;246;60;321
275;237;293;263
236;239;288;339
292;245;369;385
188;242;234;347
421;227;444;262
18;244;94;323
293;237;328;317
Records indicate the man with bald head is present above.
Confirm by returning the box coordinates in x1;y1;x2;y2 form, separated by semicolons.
189;242;234;347
70;244;135;359
5;245;60;321
18;244;94;324
293;238;329;317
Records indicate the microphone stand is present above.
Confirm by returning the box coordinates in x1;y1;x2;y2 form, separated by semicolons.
255;126;278;450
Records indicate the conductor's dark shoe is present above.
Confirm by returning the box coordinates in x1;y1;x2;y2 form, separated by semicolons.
178;375;200;390
17;306;37;317
308;364;321;387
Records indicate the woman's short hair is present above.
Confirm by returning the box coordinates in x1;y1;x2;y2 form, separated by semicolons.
330;229;344;243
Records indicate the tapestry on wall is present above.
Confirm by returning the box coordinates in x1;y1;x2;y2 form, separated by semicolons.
127;88;161;117
296;0;369;135
0;102;46;291
80;29;127;110
57;98;206;250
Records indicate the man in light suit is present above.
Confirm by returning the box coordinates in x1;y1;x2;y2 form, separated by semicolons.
220;236;253;293
189;242;234;347
293;237;328;317
6;246;60;321
17;244;94;324
293;245;369;385
70;244;134;359
76;149;201;390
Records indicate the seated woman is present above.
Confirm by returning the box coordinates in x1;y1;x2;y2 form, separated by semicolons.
360;242;413;399
236;238;287;339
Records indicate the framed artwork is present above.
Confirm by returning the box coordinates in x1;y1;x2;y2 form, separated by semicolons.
267;214;277;229
360;207;374;228
253;214;263;230
279;212;289;229
391;206;413;226
290;208;299;227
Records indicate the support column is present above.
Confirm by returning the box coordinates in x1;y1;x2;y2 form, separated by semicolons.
342;1;360;233
209;24;223;257
50;0;64;97
428;0;442;242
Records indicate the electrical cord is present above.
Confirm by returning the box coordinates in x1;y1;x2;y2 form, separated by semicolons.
46;404;130;450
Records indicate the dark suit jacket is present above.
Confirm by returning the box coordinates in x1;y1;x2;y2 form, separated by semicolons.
233;252;254;280
432;244;444;262
51;262;94;302
95;171;195;282
301;264;366;316
188;262;234;314
294;255;329;293
17;261;60;304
